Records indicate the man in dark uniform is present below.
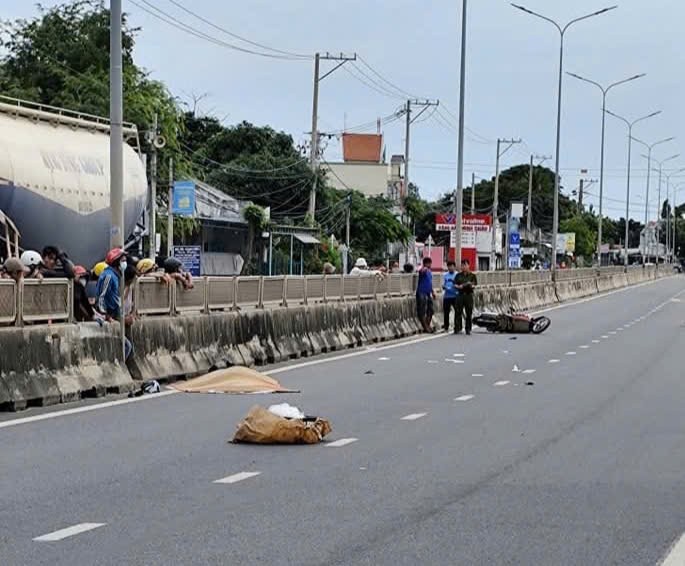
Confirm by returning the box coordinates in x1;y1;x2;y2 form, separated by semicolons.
455;259;477;335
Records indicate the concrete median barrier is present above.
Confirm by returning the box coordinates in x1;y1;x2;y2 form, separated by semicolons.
127;297;426;383
597;273;628;293
554;277;598;302
0;323;133;411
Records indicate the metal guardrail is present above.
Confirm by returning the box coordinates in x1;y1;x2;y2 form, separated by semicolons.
0;266;673;326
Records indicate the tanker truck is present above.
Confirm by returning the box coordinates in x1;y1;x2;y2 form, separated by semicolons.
0;95;147;267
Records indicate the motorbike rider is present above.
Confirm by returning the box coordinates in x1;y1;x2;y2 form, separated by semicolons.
455;259;477;335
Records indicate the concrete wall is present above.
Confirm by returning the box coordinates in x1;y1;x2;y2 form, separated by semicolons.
0;322;133;411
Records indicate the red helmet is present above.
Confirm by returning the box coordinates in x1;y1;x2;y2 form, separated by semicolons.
105;248;126;266
73;265;88;276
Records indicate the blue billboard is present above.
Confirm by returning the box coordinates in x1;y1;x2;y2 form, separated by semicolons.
172;180;196;216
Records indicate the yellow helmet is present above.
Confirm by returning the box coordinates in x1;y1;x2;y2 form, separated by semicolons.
136;258;156;275
93;261;108;277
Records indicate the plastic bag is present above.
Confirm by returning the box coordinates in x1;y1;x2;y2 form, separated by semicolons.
268;403;305;420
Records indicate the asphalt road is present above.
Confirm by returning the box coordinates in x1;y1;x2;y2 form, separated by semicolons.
2;276;685;566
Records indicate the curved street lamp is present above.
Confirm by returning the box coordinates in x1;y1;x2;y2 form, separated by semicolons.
604;109;661;268
566;72;645;264
511;3;617;270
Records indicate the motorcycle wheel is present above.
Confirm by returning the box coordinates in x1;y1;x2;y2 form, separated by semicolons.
531;317;551;334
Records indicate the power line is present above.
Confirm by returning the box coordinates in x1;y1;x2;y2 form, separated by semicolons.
164;0;310;59
356;56;422;100
129;0;305;60
342;64;406;100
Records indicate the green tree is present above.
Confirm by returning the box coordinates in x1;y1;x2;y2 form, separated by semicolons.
243;204;267;274
560;216;596;259
0;0;187;178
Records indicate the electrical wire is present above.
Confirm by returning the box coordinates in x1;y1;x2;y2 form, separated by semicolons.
129;0;306;60
356;56;422;100
165;0;310;59
342;64;406;100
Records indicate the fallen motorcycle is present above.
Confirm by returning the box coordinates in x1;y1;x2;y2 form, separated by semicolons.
472;312;551;334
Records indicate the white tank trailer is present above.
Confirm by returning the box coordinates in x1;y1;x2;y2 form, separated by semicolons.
0;96;147;267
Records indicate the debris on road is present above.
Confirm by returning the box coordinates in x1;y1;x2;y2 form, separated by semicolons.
128;380;160;397
172;366;298;395
364;370;375;375
232;405;332;445
512;364;521;373
525;381;535;386
268;403;305;419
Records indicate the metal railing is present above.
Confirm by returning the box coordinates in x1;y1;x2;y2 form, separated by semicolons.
0;266;673;327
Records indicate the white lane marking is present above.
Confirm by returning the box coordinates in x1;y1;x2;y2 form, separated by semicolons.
566;351;577;356
617;328;624;332
672;298;682;303
214;471;262;485
453;353;465;357
579;345;590;349
471;373;484;377
427;360;439;364
326;438;358;448
494;380;510;386
401;413;427;421
659;531;685;566
0;391;178;431
609;331;617;335
455;395;475;401
602;335;609;339
512;364;521;372
592;340;600;344
522;369;536;374
378;357;390;361
269;333;447;376
502;350;510;354
445;358;464;364
548;359;560;364
34;523;106;542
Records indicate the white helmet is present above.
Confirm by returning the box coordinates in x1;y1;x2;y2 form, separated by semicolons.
20;250;42;268
354;258;368;269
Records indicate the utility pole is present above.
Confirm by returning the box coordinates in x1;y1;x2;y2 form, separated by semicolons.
527;154;551;233
167;158;173;258
578;178;584;212
109;0;125;362
470;172;476;214
405;98;440;201
148;113;158;260
454;0;468;266
309;52;357;223
491;138;522;270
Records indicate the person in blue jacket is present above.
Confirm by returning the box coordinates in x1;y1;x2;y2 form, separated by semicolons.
442;260;459;332
96;247;132;360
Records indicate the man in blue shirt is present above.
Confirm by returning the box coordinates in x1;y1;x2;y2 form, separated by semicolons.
416;257;436;332
442;260;459;332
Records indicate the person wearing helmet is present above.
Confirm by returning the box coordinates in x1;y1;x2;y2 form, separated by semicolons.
163;256;194;290
137;258;171;285
96;248;133;360
73;265;94;322
349;257;369;276
2;257;25;283
20;250;44;279
40;246;75;279
96;248;126;321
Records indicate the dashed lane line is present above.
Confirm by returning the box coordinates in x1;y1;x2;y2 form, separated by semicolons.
494;380;511;387
401;413;427;421
549;359;560;364
455;395;475;401
214;471;262;485
33;523;106;542
326;438;359;448
658;531;685;566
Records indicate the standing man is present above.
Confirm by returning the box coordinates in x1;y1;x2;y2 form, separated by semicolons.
442;260;459;332
455;259;478;335
416;256;436;333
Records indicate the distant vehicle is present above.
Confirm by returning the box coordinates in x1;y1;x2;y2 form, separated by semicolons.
0;96;147;267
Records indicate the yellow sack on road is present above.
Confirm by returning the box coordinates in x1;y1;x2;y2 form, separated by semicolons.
232;405;332;445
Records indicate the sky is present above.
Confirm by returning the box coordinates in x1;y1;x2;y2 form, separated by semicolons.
5;0;685;223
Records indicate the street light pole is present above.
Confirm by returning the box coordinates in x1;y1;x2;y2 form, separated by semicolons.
512;4;617;272
663;169;685;262
648;153;679;263
632;136;675;263
605;109;661;270
566;72;645;265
